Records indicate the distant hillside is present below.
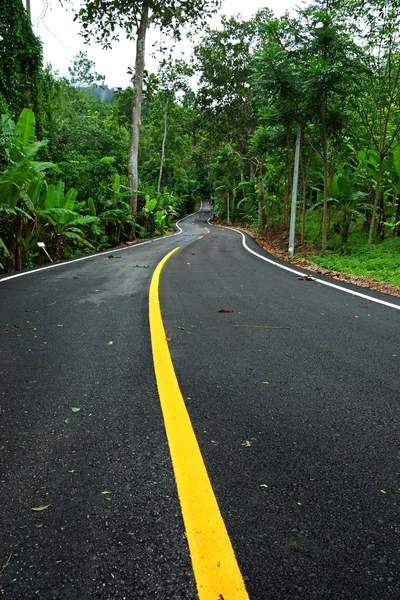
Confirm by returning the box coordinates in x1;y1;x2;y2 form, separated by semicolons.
81;85;115;103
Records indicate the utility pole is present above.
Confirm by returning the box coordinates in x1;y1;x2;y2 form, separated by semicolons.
288;125;301;258
26;0;31;20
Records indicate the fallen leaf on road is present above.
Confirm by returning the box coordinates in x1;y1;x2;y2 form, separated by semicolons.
108;341;113;345
218;308;234;313
101;491;112;495
242;440;252;447
135;265;149;268
379;489;388;494
71;407;81;413
297;275;316;281
165;337;172;342
289;535;300;550
64;418;70;424
31;504;51;512
259;484;269;488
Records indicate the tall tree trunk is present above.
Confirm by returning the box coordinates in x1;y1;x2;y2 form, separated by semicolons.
283;127;292;227
15;215;23;271
258;156;266;230
127;1;149;240
321;96;328;251
157;108;168;193
394;194;400;236
368;154;384;246
376;187;386;240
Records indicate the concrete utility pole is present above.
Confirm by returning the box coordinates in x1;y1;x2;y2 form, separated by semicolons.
26;0;31;20
288;125;301;258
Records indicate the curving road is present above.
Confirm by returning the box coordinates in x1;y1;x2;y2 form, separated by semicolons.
1;206;399;599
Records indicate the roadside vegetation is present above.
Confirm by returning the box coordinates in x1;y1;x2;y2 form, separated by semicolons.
2;0;400;287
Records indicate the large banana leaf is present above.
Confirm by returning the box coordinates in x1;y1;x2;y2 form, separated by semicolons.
0;163;41;209
26;174;45;207
15;108;36;146
63;230;95;249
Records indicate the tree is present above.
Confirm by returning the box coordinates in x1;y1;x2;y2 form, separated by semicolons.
345;0;400;245
68;51;105;88
296;1;360;250
74;0;221;238
0;0;43;120
194;15;259;157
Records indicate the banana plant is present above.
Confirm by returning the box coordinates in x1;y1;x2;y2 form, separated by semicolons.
0;109;54;211
157;188;181;227
39;182;99;260
141;195;158;235
0;109;55;269
309;168;367;244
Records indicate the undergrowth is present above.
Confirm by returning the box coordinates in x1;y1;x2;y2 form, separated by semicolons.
299;213;400;287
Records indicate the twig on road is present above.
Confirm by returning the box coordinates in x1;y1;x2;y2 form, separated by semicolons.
0;547;13;577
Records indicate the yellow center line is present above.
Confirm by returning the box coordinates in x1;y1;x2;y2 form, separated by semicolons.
149;248;250;600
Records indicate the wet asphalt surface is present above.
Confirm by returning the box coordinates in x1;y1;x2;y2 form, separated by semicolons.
1;207;400;599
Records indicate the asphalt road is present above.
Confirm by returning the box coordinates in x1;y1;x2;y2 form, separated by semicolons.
1;206;399;599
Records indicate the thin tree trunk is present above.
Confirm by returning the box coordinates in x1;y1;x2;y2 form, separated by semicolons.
15;215;23;271
321;96;328;251
284;128;292;227
394;194;400;236
376;186;386;240
127;1;149;240
300;157;307;246
157;108;168;193
368;155;384;246
258;156;266;230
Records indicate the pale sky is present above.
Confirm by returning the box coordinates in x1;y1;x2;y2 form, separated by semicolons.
32;0;300;88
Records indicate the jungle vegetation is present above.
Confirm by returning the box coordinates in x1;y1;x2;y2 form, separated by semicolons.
2;0;400;285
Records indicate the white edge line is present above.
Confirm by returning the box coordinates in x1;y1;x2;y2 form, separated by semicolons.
207;218;400;312
0;207;202;284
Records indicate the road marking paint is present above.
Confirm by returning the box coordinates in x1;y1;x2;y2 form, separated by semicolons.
208;218;400;312
0;211;198;283
149;248;249;600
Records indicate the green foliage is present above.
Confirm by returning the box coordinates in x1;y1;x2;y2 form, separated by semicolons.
0;109;53;210
76;0;222;48
68;51;106;87
38;181;98;259
306;236;400;287
0;0;43;120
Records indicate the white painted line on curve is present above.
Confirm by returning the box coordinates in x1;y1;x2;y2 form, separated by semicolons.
0;209;200;283
207;218;400;312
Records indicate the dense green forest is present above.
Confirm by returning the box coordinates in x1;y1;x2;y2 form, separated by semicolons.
2;0;400;285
